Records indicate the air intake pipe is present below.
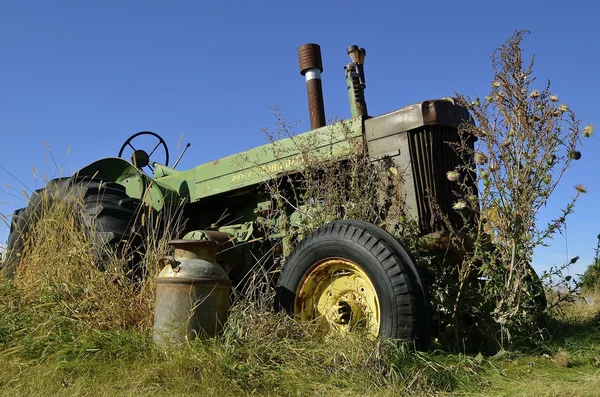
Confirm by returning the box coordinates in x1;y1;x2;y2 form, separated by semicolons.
345;45;368;118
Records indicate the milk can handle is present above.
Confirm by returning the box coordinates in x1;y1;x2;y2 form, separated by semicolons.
161;255;180;272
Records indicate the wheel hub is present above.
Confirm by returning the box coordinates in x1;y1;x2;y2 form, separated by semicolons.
131;149;150;168
295;258;380;337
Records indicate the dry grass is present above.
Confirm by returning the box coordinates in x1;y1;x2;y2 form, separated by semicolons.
0;185;481;395
1;186;600;395
6;184;177;332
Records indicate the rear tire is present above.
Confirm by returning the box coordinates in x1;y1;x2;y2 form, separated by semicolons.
3;177;142;278
275;220;430;349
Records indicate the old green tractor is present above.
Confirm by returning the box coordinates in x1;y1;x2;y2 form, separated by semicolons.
4;44;475;348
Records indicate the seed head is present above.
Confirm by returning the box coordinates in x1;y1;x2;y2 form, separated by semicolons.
575;184;587;193
492;80;502;87
568;150;582;160
549;95;559;102
558;104;569;114
452;201;467;211
474;152;488;165
446;170;460;182
583;124;594;138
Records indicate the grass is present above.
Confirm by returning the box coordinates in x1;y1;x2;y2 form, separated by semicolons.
1;313;598;397
2;281;598;396
1;179;600;396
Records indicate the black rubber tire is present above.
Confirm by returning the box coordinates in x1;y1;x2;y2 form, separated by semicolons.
3;176;142;277
275;219;431;349
335;219;432;347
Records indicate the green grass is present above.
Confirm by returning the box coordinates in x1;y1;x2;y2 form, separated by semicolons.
2;184;600;396
1;303;599;396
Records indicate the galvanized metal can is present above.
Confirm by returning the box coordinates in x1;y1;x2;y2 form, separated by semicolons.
153;239;230;349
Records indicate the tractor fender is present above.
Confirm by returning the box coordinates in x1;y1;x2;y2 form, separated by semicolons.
75;157;166;211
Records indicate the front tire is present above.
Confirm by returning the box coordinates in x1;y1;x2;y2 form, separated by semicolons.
275;220;430;348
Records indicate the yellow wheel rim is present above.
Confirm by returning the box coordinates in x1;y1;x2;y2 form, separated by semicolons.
294;258;381;337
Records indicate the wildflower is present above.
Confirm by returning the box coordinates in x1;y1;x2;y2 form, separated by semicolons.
529;89;540;98
446;170;460;182
583;124;594;138
452;201;467;211
574;184;587;193
492;80;502;87
558;104;569;114
474;152;487;165
549;95;559;102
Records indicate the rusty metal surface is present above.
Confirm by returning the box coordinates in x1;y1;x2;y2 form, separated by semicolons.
305;78;326;129
168;239;218;261
153;240;231;348
363;98;476;235
364;98;473;142
298;43;323;74
155;277;231;284
200;230;235;244
153;281;230;347
345;46;368;118
408;125;465;234
366;132;419;225
168;239;218;247
298;43;326;130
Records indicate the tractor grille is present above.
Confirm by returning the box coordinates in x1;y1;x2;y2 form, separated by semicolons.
408;125;471;234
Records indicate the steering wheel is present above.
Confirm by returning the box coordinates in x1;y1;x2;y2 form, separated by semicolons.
118;131;170;171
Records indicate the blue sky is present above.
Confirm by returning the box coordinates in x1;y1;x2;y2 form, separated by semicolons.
1;1;598;277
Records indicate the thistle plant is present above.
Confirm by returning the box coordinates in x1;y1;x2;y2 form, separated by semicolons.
449;29;591;345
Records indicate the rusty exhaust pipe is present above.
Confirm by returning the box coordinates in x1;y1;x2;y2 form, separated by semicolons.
298;43;326;129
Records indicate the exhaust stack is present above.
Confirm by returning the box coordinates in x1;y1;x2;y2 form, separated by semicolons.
345;45;368;118
298;43;326;129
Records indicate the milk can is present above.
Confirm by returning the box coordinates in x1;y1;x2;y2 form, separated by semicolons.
153;239;230;349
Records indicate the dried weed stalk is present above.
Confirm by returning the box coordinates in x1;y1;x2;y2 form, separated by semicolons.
448;29;590;346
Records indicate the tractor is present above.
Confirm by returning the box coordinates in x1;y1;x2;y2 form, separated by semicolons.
4;43;477;349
